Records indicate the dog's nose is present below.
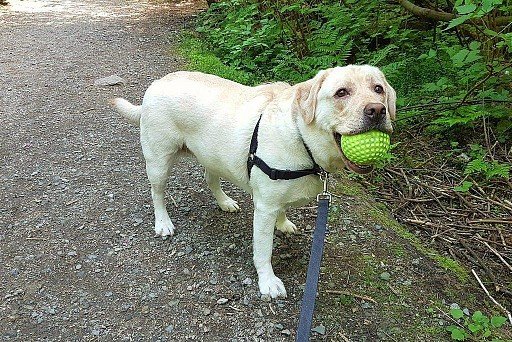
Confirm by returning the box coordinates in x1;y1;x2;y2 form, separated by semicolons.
364;103;386;123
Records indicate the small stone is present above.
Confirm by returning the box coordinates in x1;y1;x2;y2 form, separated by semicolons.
256;327;265;336
168;299;180;307
361;302;373;309
260;294;271;302
281;329;291;336
312;324;326;335
216;298;229;305
183;268;191;275
133;217;143;227
274;323;284;330
463;308;470;316
450;303;460;310
165;325;174;333
94;75;126;87
75;264;82;270
242;278;253;286
209;278;218;285
141;305;149;314
379;272;390;281
203;308;211;316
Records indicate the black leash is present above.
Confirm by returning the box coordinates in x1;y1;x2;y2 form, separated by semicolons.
296;174;331;342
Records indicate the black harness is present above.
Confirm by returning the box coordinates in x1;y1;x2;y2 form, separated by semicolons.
247;115;326;180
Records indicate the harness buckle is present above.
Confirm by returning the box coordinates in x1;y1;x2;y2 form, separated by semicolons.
270;169;284;180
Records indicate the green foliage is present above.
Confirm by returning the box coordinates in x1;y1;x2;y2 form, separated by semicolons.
463;144;510;180
191;0;511;183
454;181;474;192
446;308;508;341
197;1;405;83
177;33;253;85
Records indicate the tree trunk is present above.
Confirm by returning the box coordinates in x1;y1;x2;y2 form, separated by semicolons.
397;0;511;26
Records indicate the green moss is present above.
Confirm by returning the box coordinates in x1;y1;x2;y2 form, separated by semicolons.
176;33;255;85
391;244;406;257
366;206;468;282
333;177;469;283
334;171;365;196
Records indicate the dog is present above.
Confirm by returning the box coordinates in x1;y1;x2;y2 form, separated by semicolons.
112;65;396;298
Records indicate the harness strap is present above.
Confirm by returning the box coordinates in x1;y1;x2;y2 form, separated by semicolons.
295;196;330;341
247;114;325;180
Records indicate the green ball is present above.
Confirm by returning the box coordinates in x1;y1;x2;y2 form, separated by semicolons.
340;130;390;165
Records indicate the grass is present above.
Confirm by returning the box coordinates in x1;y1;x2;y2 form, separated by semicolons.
177;33;254;85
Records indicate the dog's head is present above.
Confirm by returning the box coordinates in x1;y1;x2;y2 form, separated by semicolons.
293;65;396;173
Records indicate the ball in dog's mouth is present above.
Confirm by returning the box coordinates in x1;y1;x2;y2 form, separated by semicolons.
333;132;374;174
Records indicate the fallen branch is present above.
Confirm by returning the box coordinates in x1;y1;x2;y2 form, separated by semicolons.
325;290;377;303
471;269;512;325
400;99;512;112
396;0;512;26
476;234;512;272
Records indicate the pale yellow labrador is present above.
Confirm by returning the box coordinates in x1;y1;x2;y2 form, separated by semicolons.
112;65;396;298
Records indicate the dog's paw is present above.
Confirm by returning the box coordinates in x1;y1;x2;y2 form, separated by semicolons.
154;219;175;239
258;275;287;299
276;218;297;234
218;197;240;212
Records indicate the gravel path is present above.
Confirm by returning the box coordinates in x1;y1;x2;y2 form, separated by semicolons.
0;1;316;340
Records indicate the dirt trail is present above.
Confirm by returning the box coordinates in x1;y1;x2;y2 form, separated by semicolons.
0;1;318;340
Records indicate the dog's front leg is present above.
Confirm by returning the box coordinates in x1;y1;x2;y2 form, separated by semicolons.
253;202;287;298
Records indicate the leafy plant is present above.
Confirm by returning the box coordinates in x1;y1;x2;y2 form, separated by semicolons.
454;181;474;192
193;0;511;185
464;144;510;180
446;308;508;341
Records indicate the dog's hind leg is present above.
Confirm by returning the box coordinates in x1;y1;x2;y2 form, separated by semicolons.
142;138;179;238
205;169;240;212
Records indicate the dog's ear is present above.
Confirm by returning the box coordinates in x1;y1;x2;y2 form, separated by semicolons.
384;80;396;120
293;70;328;125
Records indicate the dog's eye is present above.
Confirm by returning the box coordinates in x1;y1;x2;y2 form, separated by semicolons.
374;85;384;94
335;88;349;97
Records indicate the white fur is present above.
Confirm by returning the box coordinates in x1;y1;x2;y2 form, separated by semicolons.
112;66;395;298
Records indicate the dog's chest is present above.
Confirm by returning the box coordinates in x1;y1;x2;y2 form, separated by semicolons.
281;176;323;207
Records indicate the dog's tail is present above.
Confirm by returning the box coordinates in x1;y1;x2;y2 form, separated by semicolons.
110;98;142;127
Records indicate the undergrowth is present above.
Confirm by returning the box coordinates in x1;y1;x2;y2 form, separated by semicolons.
192;0;511;185
177;2;512;340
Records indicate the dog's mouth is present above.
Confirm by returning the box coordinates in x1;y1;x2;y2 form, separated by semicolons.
333;132;374;174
